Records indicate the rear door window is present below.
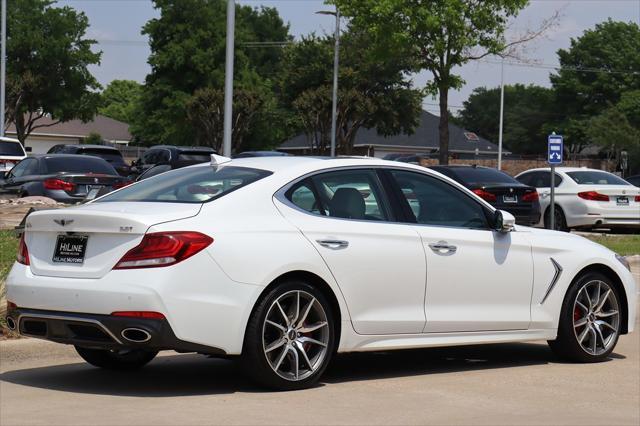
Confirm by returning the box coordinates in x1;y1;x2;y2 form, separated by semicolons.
98;166;272;204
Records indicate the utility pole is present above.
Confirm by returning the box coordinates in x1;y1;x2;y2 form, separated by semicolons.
497;56;505;170
1;0;6;138
317;9;340;157
222;0;235;157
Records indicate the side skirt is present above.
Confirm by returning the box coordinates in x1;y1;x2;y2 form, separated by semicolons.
338;328;557;353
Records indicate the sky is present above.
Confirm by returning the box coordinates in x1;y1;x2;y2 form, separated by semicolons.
60;0;640;116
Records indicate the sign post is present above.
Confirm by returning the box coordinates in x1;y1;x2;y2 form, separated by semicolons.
547;133;563;230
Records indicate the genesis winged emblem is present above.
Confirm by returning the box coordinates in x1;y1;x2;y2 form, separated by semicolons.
54;219;74;227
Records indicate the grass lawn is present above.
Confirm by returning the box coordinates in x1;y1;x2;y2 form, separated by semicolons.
0;230;18;333
583;234;640;256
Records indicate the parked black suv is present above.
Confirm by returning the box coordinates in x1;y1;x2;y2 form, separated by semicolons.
130;145;216;177
429;165;541;226
47;144;130;176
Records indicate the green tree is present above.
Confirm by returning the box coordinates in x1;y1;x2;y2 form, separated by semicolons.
586;106;640;162
550;20;640;150
5;0;101;145
331;0;537;164
132;0;291;149
99;80;142;124
83;132;103;145
456;84;555;154
279;31;423;155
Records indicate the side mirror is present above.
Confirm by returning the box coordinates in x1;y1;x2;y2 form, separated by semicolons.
493;210;515;233
24;146;32;153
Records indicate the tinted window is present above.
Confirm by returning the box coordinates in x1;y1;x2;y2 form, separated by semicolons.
177;152;212;163
450;167;519;185
22;158;40;175
567;171;630;186
521;171;562;188
8;159;33;177
391;170;489;229
158;149;171;163
98;166;271;204
142;150;158;165
0;141;25;156
78;148;124;164
44;157;117;175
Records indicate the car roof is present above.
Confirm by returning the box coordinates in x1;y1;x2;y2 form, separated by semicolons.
151;145;216;152
59;144;119;150
518;166;605;173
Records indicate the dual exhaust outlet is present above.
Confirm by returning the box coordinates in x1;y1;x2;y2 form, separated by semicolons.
4;315;151;344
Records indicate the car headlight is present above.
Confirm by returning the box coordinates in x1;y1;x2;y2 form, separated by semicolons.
615;254;631;272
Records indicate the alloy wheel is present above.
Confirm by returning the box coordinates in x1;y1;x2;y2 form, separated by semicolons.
262;290;330;381
572;280;620;356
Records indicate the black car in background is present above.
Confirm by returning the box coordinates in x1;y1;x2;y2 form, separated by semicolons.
0;155;131;203
428;165;541;226
130;145;216;177
47;144;130;176
626;175;640;187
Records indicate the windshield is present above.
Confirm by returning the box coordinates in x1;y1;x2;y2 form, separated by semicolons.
567;171;630;186
0;141;25;156
451;167;520;185
98;165;272;203
44;157;117;175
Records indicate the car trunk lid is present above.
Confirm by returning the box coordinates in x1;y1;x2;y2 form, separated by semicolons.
24;202;202;279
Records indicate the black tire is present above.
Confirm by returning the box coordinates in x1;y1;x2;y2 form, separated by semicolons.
75;346;158;370
544;205;568;232
241;280;336;390
548;272;622;362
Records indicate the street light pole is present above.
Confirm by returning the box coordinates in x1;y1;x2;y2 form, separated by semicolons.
222;0;235;158
317;9;340;157
1;0;7;138
497;56;505;170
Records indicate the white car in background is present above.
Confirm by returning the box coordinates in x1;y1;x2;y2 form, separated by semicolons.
5;157;637;390
0;137;28;174
515;167;640;232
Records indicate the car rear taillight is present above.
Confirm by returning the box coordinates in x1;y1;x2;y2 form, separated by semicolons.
635;195;640;202
17;233;29;265
472;189;497;202
43;178;75;192
111;311;166;320
113;180;133;190
113;232;213;270
522;191;539;202
578;191;609;202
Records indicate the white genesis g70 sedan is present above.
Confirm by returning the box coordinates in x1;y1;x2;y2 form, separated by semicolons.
5;156;637;390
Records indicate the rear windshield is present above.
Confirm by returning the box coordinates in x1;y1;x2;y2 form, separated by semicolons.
97;165;272;204
450;167;519;185
567;171;630;186
177;152;212;162
78;148;124;164
44;157;117;175
0;141;25;156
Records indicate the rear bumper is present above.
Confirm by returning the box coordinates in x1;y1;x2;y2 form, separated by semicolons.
5;307;226;355
565;200;640;229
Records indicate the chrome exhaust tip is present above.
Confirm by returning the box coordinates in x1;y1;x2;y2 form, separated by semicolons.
5;316;16;331
121;327;152;343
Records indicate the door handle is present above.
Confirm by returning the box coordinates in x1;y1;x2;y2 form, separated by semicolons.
316;239;349;250
428;241;457;255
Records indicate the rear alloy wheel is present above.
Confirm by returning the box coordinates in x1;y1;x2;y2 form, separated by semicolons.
549;273;622;362
242;282;335;390
544;206;568;232
75;346;158;370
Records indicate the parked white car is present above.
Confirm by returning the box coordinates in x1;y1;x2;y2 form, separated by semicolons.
515;167;640;232
5;156;637;390
0;137;28;174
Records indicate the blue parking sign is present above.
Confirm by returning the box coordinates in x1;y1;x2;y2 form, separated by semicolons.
548;135;563;165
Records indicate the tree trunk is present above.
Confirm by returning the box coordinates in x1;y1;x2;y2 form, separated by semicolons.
438;85;450;165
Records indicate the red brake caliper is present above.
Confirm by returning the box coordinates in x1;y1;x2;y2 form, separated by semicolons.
574;306;582;322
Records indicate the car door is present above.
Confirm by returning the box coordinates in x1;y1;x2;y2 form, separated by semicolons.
277;168;427;335
387;169;534;333
2;158;38;194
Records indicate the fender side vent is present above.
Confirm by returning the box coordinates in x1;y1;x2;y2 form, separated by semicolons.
540;258;563;305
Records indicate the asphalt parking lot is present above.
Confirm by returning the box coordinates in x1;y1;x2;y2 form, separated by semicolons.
1;300;638;426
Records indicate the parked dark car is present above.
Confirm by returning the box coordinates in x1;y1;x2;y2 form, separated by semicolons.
0;155;131;203
47;144;130;176
233;151;291;159
626;174;640;187
428;165;541;226
135;160;207;181
130;145;216;177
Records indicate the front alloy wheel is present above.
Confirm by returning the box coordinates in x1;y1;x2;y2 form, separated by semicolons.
242;281;335;390
549;272;622;362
